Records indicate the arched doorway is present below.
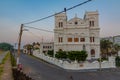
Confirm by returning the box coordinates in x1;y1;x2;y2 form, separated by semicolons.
91;49;95;58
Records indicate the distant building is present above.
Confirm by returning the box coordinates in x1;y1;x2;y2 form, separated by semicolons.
32;42;40;50
54;11;100;59
101;35;120;45
40;42;54;54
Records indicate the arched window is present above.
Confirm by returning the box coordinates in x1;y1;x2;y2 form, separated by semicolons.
58;22;63;28
90;37;95;42
91;49;95;58
58;37;63;43
89;21;94;27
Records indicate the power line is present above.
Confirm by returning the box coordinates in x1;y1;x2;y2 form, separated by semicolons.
24;26;53;33
23;0;93;25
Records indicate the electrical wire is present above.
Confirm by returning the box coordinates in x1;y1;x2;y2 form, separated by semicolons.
24;26;53;33
23;0;92;25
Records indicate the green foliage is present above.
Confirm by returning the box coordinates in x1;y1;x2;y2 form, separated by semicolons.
0;42;13;51
113;44;120;54
2;52;9;64
34;47;40;50
115;56;120;67
68;50;87;62
10;53;16;66
67;51;76;61
100;39;113;57
55;51;67;59
100;39;120;57
97;57;108;62
0;51;10;77
47;50;54;57
0;65;3;76
55;50;88;62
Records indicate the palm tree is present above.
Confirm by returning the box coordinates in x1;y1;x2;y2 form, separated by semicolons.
27;44;33;55
100;39;113;58
23;44;33;55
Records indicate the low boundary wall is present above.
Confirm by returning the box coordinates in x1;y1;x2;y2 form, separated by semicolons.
33;50;116;70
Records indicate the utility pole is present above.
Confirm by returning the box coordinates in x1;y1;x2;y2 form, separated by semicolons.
17;24;23;65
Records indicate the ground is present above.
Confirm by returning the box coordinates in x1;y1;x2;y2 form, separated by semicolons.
0;52;13;80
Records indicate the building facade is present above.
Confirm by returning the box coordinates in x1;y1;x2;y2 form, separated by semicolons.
101;35;120;45
54;11;100;60
40;42;54;54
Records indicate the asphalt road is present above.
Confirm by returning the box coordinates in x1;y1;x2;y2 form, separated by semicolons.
19;53;120;80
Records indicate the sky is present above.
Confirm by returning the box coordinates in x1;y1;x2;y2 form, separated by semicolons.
0;0;120;46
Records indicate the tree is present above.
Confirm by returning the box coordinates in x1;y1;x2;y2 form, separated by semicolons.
113;44;120;56
24;44;33;55
47;50;54;57
32;42;40;50
0;42;13;51
100;39;113;58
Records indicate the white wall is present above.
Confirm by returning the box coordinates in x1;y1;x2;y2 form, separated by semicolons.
54;11;100;60
33;50;116;70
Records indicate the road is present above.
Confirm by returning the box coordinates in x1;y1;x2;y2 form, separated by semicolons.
19;53;69;80
19;53;120;80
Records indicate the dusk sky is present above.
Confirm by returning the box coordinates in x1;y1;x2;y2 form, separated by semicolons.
0;0;120;46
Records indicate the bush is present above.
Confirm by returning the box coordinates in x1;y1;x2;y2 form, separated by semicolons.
10;53;16;67
97;57;108;62
55;50;88;62
47;50;54;57
115;56;120;67
55;51;67;59
68;50;87;62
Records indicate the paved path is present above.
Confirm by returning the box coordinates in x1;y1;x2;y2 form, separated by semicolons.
1;52;13;80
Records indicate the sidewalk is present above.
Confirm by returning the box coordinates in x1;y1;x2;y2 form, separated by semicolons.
0;52;13;80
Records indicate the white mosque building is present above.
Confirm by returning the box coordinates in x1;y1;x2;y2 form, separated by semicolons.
33;11;116;69
54;11;100;60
